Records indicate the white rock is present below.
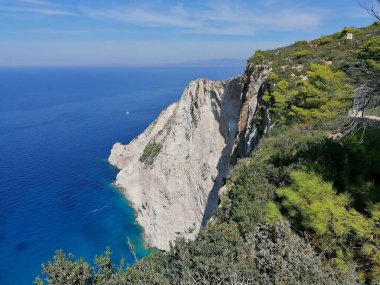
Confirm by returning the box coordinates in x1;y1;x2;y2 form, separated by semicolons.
109;66;269;250
109;78;242;250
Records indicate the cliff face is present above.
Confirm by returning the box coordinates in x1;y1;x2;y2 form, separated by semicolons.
109;64;269;250
231;65;271;163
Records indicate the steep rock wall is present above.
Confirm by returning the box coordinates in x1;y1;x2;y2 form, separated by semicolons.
109;65;268;250
231;65;271;162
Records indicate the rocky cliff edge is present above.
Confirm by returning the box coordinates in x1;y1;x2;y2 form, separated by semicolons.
109;65;270;250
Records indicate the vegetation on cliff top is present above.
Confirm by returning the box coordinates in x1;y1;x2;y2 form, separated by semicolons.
36;22;380;285
250;21;380;121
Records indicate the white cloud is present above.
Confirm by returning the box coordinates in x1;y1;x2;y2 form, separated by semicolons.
0;0;74;16
0;5;73;15
83;5;197;29
21;0;55;5
81;2;323;35
0;1;323;35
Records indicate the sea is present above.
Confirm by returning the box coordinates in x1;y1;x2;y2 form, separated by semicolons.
0;66;243;285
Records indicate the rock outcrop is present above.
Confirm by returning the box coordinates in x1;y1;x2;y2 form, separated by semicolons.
109;64;269;250
231;65;271;162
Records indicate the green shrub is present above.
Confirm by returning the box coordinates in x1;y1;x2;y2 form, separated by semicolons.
247;221;357;285
264;64;353;124
221;160;276;232
293;129;380;213
293;40;308;47
139;141;162;167
293;49;312;59
318;36;334;45
249;49;266;65
358;38;380;70
36;222;356;285
35;250;93;285
340;27;361;39
263;201;282;223
359;38;380;60
277;170;379;282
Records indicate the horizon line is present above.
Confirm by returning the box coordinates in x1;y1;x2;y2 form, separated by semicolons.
0;58;248;69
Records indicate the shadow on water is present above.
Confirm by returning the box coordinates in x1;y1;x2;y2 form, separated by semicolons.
15;241;30;254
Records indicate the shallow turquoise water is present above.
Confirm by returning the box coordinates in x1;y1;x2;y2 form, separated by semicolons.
0;66;243;284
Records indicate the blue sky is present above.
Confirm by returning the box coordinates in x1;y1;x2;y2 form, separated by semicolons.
0;0;376;66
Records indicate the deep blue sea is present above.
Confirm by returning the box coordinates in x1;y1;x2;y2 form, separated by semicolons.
0;66;242;285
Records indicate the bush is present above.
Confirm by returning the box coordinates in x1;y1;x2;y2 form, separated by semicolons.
294;40;308;45
36;222;357;285
247;221;358;285
277;170;379;282
358;38;380;63
340;27;361;39
293;49;312;59
318;36;334;45
249;49;266;65
35;250;95;285
220;160;276;233
264;64;353;124
139;141;162;167
293;129;380;213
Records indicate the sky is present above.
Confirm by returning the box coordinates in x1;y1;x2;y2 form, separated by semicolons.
0;0;376;66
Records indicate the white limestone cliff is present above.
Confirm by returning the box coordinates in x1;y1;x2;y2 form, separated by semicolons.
109;65;269;250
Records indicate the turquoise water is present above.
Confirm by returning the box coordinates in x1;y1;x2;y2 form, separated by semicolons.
0;66;242;284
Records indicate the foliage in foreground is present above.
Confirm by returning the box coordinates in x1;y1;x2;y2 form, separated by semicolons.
220;125;380;283
36;222;355;285
278;171;379;279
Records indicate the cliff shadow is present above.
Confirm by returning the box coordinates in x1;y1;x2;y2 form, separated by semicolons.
201;144;231;225
201;78;242;226
201;68;268;226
